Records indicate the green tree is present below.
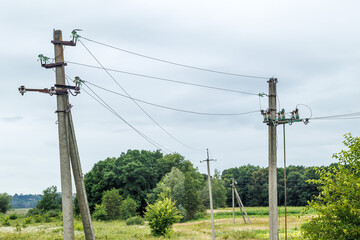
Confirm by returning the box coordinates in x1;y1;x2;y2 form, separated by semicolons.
0;193;12;214
248;168;268;206
147;167;185;206
301;133;360;239
222;165;260;206
84;150;165;212
145;195;182;236
202;169;227;209
101;189;123;220
119;196;137;220
183;171;203;220
35;186;61;212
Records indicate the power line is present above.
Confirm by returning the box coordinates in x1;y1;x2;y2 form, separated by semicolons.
64;74;171;152
65;60;261;96
82;84;172;153
84;81;260;116
310;111;360;120
79;35;269;80
79;39;199;151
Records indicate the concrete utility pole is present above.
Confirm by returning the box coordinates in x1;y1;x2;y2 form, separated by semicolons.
19;29;95;240
268;78;278;240
232;179;235;225
67;112;95;239
234;186;251;224
54;29;74;240
260;78;309;240
201;149;216;240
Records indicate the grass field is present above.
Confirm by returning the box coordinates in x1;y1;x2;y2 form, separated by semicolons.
0;207;307;239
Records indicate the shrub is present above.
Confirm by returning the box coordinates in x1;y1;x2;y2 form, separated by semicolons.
45;209;60;218
120;197;137;220
93;204;109;221
27;208;41;216
74;223;84;231
126;216;144;225
145;197;182;236
2;216;10;226
23;217;32;224
15;223;21;232
33;215;42;223
102;189;123;220
9;213;17;220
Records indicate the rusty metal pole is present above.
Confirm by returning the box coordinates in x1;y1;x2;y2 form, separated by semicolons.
283;124;287;240
54;29;74;240
268;78;278;240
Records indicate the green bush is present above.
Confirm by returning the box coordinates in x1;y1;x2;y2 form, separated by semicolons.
120;196;137;220
9;213;17;220
102;189;123;220
145;197;182;236
27;207;41;216
126;216;144;225
33;215;42;223
93;204;109;221
74;223;84;231
2;215;10;226
23;217;32;224
15;223;21;232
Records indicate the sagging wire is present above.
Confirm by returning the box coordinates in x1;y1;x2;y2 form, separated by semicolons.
65;61;262;96
83;84;172;153
84;81;260;116
79;35;270;80
78;39;200;151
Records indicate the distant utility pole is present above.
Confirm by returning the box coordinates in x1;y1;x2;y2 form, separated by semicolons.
201;149;216;240
232;179;235;225
231;179;251;225
19;29;95;240
261;78;309;240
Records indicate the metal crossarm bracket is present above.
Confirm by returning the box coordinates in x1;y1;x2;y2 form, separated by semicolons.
42;62;67;69
51;40;76;46
55;84;77;90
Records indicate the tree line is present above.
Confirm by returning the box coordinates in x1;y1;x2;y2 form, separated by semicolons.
1;150;326;218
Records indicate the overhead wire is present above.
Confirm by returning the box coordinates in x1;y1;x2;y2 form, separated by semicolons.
78;39;201;151
63;74;171;152
65;60;261;96
83;81;260;116
79;35;270;80
82;84;172;153
310;112;360;120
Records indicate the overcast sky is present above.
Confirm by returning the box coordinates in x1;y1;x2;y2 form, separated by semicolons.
1;0;359;195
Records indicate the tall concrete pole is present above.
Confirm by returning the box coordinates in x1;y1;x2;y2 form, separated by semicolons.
67;112;95;240
54;29;74;240
205;149;215;240
232;179;235;225
268;78;278;240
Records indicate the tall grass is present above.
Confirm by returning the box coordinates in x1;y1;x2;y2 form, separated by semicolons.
0;207;306;239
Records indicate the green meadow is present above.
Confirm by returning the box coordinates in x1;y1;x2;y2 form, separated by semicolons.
0;207;307;239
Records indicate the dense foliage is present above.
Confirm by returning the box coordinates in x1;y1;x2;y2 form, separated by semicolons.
92;189;138;221
301;134;360;239
27;186;61;216
10;194;41;209
0;193;12;214
201;169;227;209
84;150;204;216
222;164;320;207
145;195;182;236
147;166;205;220
84;150;185;212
